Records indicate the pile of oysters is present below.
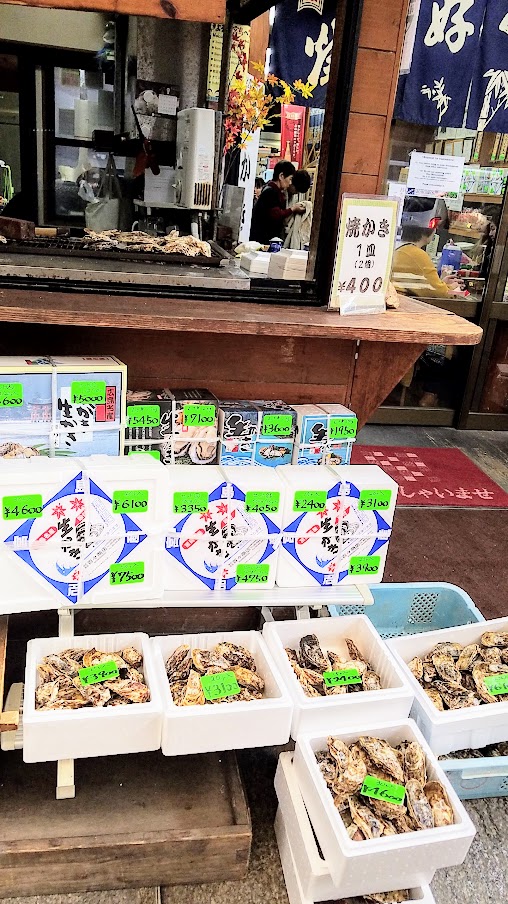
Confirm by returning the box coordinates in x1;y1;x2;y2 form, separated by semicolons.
316;735;454;838
285;634;382;697
337;893;410;903
408;630;508;710
165;641;264;706
35;647;150;709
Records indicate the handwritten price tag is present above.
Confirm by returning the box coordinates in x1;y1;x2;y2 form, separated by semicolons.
349;555;381;576
127;405;161;428
200;670;240;701
109;562;145;585
2;493;43;520
71;381;106;405
0;382;23;407
112;490;148;514
361;775;406;806
173;491;209;514
245;491;280;514
329;416;358;440
183;404;216;427
79;660;120;685
323;668;362;687
236;563;270;584
359;490;392;511
261;413;294;437
293;490;327;512
484;674;508;696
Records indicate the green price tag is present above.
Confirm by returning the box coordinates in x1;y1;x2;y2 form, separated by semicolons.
71;380;106;405
79;660;120;685
323;668;362;687
109;561;145;585
359;490;392;511
0;382;23;407
127;405;161;428
2;493;43;520
200;670;241;701
293;490;328;512
361;775;406;806
329;416;358;440
245;491;280;514
112;490;148;514
484;673;508;696
261;413;293;437
349;555;381;576
183;403;216;427
173;491;209;514
236;563;270;584
128;450;161;460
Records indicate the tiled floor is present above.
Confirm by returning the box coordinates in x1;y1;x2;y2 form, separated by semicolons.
3;427;508;904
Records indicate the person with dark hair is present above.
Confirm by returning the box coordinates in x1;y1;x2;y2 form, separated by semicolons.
290;169;311;198
284;168;312;250
253;177;265;202
250;160;305;245
392;224;460;297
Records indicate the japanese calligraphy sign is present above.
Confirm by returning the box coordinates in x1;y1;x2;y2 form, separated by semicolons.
269;0;336;108
329;197;398;315
467;2;508;132
281;104;306;168
407;152;464;198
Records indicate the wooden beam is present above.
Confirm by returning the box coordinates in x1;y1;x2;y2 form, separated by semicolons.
0;0;225;23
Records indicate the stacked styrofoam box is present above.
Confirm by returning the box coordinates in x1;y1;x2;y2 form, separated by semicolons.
125;388;219;465
274;752;437;904
275;464;397;587
218;400;297;467
263;616;413;738
240;251;271;274
152;630;292;755
163;464;284;591
0;455;169;610
0;355;126;459
268;249;308;280
388;617;508;755
292;403;357;465
23;631;162;762
292;719;475;897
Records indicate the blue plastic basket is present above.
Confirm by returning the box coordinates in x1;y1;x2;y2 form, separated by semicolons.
328;582;484;638
441;756;508;799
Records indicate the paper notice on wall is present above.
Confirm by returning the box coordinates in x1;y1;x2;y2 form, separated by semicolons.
329;196;398;315
407;152;465;199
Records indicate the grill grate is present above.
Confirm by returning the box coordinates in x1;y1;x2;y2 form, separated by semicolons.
0;236;226;267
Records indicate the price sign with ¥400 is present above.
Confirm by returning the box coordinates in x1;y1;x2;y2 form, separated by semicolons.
79;660;120;685
2;494;43;520
200;670;240;701
109;562;145;585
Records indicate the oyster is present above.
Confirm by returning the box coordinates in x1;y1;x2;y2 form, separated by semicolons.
214;642;256;670
472;662;503;703
191;649;215;673
408;657;424;680
358;736;404;783
35;648;149;710
318;755;337;787
479;647;502;665
424;686;444;710
363;670;382;691
285;648;299;667
103;678;150;703
345;638;365;662
294;665;325;690
431;651;462;687
433;680;480;709
424;780;454;827
457;643;481;672
180;669;206;706
349;796;384;839
299;634;330;672
480;631;508;648
401;740;427;785
365;892;410;903
328;736;351;770
165;644;191;681
368;795;408;821
405;779;434;830
422;658;437;683
331;746;367;797
74;677;111;707
231;665;265;693
35;680;60;709
433;642;463;659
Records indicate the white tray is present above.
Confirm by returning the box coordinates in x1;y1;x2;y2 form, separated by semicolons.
152;630;292;756
274;752;436;904
263;615;413;737
23;632;162;763
293;719;475;896
388;617;508;755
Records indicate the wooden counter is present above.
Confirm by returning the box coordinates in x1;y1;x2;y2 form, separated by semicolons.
0;288;482;427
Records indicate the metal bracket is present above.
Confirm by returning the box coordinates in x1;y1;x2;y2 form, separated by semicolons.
57;608;76;798
58;607;75;638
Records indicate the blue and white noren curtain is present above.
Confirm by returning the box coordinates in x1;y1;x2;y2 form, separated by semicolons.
269;0;337;109
467;1;508;131
397;0;487;128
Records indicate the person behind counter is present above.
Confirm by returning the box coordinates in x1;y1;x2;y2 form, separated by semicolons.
253;177;265;202
250;161;305;245
392;225;462;297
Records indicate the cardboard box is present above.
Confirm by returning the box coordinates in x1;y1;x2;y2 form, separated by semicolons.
219;399;296;467
292;403;357;466
125;388;219;465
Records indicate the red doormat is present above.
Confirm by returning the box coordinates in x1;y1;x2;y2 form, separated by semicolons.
351;446;508;507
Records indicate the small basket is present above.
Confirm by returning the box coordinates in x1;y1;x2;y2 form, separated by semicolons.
329;582;484;638
441;756;508;800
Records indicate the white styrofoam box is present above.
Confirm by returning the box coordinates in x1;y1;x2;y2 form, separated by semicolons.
221;465;285;530
23;632;162;762
268;250;308;278
263;616;413;737
274;752;436;904
293;719;475;896
84;454;171;535
0;457;83;544
152;630;292;755
240;251;271;274
166;465;224;532
388;617;508;755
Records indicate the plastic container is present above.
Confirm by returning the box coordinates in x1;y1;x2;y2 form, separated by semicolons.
263;615;413;737
292;719;475;896
152;630;292;755
440;754;508;800
439;241;462;274
274;751;436;904
23;632;162;763
329;582;484;637
387;617;508;755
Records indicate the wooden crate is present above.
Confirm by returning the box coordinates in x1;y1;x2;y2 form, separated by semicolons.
0;749;251;897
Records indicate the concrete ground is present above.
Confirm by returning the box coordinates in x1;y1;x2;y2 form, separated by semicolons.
3;426;508;904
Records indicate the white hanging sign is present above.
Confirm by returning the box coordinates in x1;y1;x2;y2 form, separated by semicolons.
407;152;465;199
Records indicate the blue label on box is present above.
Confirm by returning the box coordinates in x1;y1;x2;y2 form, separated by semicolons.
254;441;293;467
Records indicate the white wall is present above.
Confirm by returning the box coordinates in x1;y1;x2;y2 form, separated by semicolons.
0;7;107;51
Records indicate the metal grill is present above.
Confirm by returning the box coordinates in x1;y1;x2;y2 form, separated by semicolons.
0;236;226;267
